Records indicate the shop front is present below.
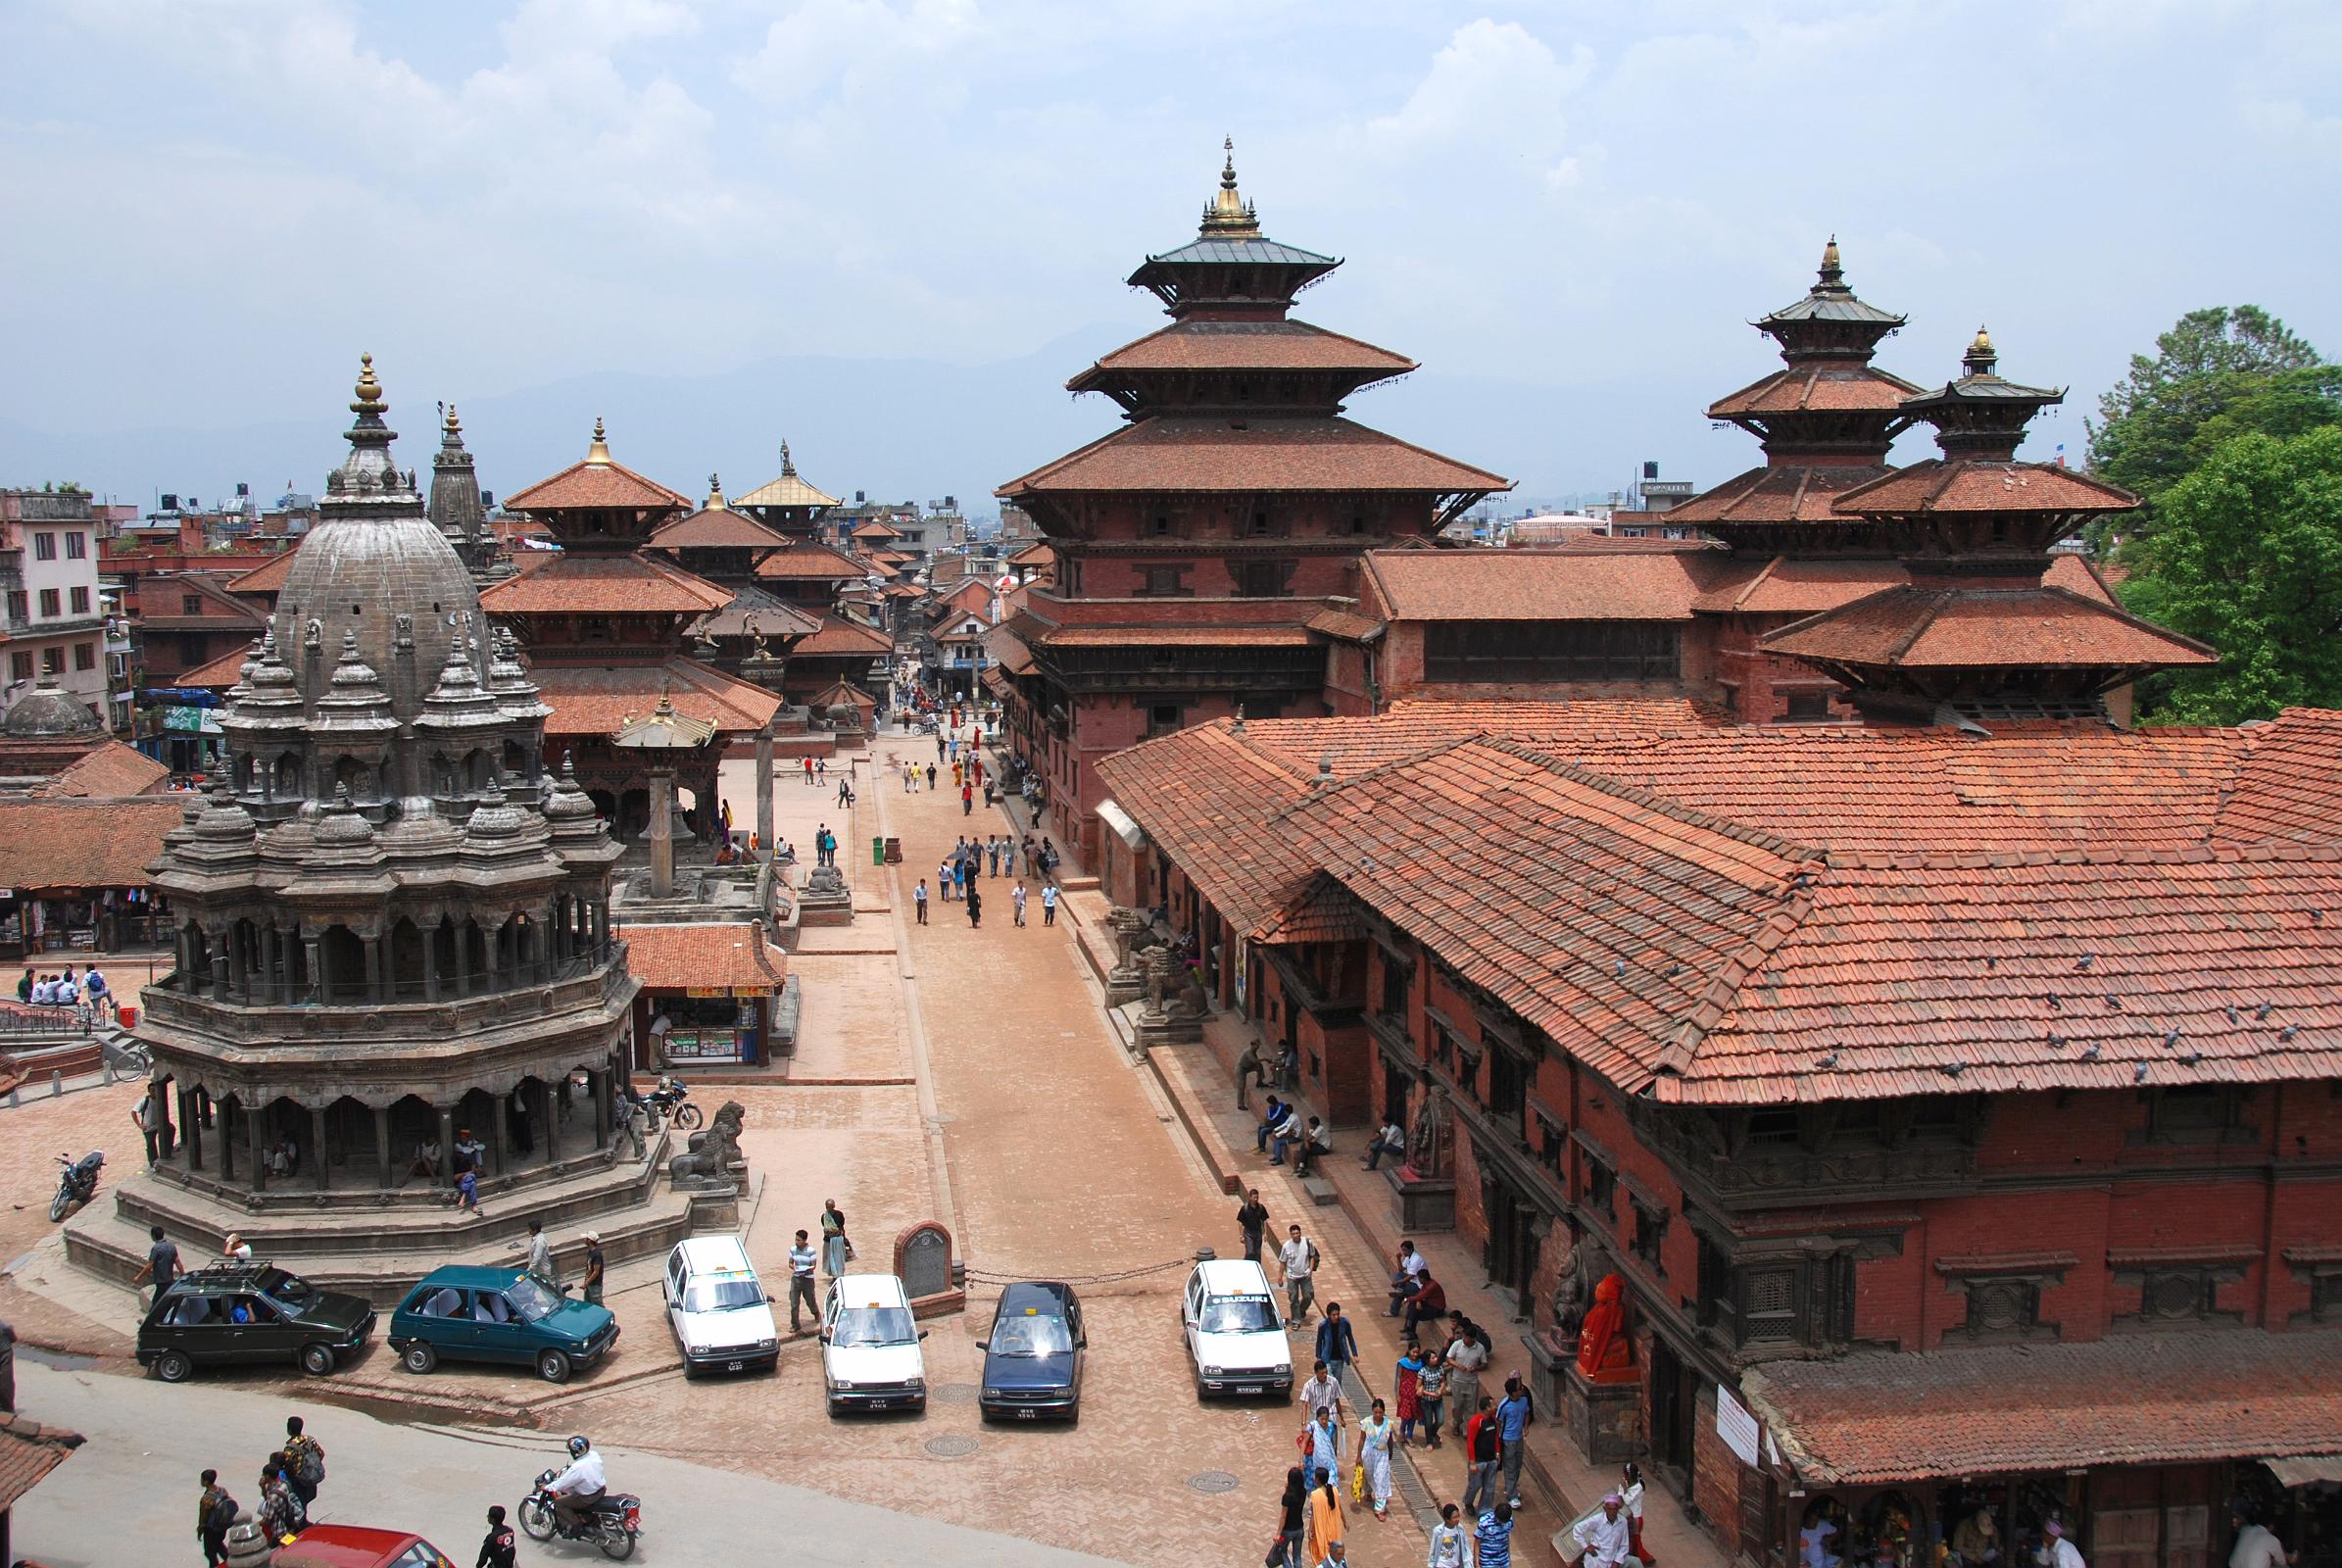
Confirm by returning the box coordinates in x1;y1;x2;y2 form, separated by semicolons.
615;920;791;1074
658;988;768;1066
0;798;184;960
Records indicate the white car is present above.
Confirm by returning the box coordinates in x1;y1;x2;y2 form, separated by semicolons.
820;1271;929;1414
662;1236;780;1376
1181;1257;1293;1399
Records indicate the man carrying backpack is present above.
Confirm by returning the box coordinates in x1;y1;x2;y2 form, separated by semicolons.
198;1468;238;1567
281;1414;325;1507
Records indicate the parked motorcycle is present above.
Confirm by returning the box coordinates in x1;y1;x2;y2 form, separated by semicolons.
518;1467;642;1561
50;1150;104;1223
644;1077;701;1131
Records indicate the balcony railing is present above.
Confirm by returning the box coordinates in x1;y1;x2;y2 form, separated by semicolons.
140;948;631;1043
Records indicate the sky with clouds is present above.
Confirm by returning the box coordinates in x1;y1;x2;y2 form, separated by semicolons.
0;0;2336;510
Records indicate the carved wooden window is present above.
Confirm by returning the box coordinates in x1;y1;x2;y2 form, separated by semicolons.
1488;1048;1526;1132
1630;1197;1669;1277
1962;1279;2039;1336
1378;954;1409;1020
1741;1266;1800;1345
2137;1268;2220;1323
1744;1107;1802;1149
2144;1085;2250;1145
1585;1155;1616;1221
1535;1113;1564;1178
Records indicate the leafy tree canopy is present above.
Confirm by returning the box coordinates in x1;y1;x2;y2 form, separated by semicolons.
2121;424;2342;724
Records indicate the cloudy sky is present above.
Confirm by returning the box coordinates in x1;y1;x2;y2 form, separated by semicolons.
1;0;2335;511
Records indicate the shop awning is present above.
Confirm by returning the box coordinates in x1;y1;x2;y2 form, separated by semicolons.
1096;799;1147;851
1739;1333;2342;1486
2266;1456;2342;1489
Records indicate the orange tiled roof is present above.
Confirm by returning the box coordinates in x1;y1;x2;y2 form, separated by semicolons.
0;797;182;889
999;416;1509;497
2041;552;2117;605
178;642;257;689
1743;1331;2342;1486
790;614;893;658
753;540;866;582
0;1412;81;1515
532;657;779;737
649;506;796;552
1006;542;1056;567
1365;548;1716;622
688;590;822;642
984;625;1035;675
1070;319;1416;386
1834;459;2138;516
1545;534;1722;556
1664;464;1894;527
482;553;732;617
1706;362;1924;418
1035;624;1318;649
2216;709;2342;846
1691;556;1910;615
226;547;301;598
505;459;689;514
1306;608;1385;642
33;742;171;799
619;922;788;992
1761;584;2219;669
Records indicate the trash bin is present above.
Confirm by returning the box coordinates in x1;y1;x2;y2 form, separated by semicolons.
118;1004;138;1029
872;836;885;867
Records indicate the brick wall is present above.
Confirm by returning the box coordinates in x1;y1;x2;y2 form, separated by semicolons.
1691;1383;1741;1546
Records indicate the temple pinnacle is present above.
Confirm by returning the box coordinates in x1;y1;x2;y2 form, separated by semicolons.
1819;234;1843;286
586;416;611;465
1965;324;1997;377
351;352;385;417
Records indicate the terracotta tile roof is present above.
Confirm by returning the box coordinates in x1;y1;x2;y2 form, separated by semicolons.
880;583;926;599
1706;363;1925;418
505;459;690;514
1691;557;1911;615
618;921;788;992
1545;534;1722;556
226;547;302;598
984;625;1035;675
481;553;732;616
648;506;796;552
1664;464;1895;527
1007;542;1056;567
1095;723;1321;941
850;520;903;540
752;540;866;582
178;642;258;689
0;1412;81;1515
1070;319;1415;387
139;571;271;630
687;588;822;642
1761;584;2220;669
1306;608;1385;642
2217;709;2342;845
1741;1333;2342;1485
531;657;780;738
33;741;171;798
0;796;183;889
999;416;1510;497
1035;624;1319;649
789;614;894;658
1364;548;1716;621
2041;552;2117;605
1834;459;2138;516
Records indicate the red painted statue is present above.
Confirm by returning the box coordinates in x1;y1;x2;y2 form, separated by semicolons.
1576;1272;1634;1381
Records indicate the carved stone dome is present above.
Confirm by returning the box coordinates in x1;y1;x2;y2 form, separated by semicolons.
2;673;102;737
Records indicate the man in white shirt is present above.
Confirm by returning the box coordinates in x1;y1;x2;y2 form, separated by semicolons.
2229;1515;2291;1568
786;1228;820;1334
549;1437;607;1533
1279;1223;1317;1323
2043;1521;2086;1568
1575;1494;1635;1568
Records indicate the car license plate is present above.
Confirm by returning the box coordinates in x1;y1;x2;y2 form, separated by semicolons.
1017;1408;1037;1420
1237;1384;1263;1395
726;1360;744;1372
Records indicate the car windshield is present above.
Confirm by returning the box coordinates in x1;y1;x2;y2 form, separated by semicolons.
988;1312;1074;1356
505;1276;563;1323
832;1304;916;1348
685;1277;766;1313
259;1269;313;1320
1201;1295;1280;1334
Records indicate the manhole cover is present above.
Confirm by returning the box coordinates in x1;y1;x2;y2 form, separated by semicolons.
928;1381;979;1403
925;1434;980;1457
1190;1471;1242;1494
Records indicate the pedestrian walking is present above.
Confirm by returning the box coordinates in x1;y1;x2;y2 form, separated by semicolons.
819;1199;851;1278
1280;1223;1317;1322
1358;1398;1395;1520
966;884;983;928
938;858;954;901
914;880;930;924
1445;1314;1488;1437
525;1220;559;1290
1314;1301;1357;1390
1394;1344;1423;1446
1275;1466;1308;1568
787;1229;819;1333
1011;883;1027;926
1429;1503;1469;1568
926;761;937;790
838;779;852;808
1301;1359;1344;1431
1496;1375;1534;1509
816;757;827;782
1304;1472;1347;1567
961;781;973;816
259;1453;306;1539
1417;1347;1448;1448
1463;1395;1502;1517
581;1232;606;1306
1478;1502;1518;1568
1302;1408;1341;1493
803;757;814;786
478;1505;518;1568
198;1469;237;1567
281;1415;325;1507
1041;883;1058;925
132;1083;170;1163
1237;1188;1269;1262
1002;837;1017;876
989;836;1001;876
130;1223;178;1307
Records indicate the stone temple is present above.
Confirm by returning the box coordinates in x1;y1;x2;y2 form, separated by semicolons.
66;358;737;1299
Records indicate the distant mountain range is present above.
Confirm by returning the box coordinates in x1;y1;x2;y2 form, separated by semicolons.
0;326;1774;520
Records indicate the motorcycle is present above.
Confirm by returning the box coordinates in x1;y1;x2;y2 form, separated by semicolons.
518;1467;642;1562
644;1077;701;1131
51;1150;104;1223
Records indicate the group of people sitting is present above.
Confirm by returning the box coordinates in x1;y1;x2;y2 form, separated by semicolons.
16;963;109;1020
1253;1096;1333;1175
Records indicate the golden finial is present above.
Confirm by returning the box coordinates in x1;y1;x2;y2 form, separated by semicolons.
1819;234;1842;285
443;402;461;434
1199;134;1261;238
1965;324;1997;377
1221;135;1238;190
585;416;611;466
351;353;385;416
706;472;726;510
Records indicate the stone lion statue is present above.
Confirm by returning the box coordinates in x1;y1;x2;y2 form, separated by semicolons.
668;1099;748;1188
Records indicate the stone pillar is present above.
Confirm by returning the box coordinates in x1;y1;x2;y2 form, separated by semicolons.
541;1078;561;1163
248;1106;268;1193
649;764;676;900
227;923;247;1000
303;935;323;1004
592;1068;613;1148
422;925;440;1003
455;922;473;997
372;1104;392;1188
437;1106;457;1191
220;1099;236;1183
179;1087;203;1172
363;934;382;1004
210;931;230;1001
491;1098;511;1175
311;1105;329;1191
756;726;775;863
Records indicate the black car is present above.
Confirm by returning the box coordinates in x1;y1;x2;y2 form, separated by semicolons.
977;1281;1085;1423
138;1263;375;1383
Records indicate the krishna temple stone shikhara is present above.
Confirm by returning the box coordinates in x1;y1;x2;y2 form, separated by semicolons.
62;358;720;1298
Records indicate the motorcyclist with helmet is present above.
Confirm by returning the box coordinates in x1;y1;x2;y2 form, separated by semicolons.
548;1435;606;1535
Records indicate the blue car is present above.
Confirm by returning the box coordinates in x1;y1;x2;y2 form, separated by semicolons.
387;1265;618;1384
977;1281;1085;1423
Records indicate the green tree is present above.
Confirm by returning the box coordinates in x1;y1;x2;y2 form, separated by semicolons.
2088;306;2330;514
2122;424;2342;723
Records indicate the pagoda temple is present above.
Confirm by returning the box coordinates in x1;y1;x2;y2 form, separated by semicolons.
646;474;820;696
993;140;1509;859
426;403;500;580
1763;328;2217;721
484;420;780;843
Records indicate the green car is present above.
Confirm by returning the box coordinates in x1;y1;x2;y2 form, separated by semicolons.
387;1265;619;1384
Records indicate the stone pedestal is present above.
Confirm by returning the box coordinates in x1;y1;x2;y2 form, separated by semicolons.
798;863;854;927
1563;1359;1643;1465
1523;1328;1576;1420
1386;1165;1456;1232
895;1219;966;1318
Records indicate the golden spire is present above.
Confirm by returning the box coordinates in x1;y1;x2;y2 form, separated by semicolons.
1964;324;1997;377
585;416;611;466
443;402;462;434
706;472;727;510
351;352;385;416
1819;234;1843;287
1199;134;1261;239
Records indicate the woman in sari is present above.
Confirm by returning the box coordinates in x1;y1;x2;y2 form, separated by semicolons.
819;1200;850;1279
1358;1397;1396;1521
1303;1471;1346;1565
